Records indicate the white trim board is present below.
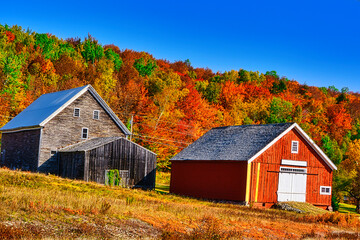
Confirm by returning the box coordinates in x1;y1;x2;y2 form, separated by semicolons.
248;123;337;170
281;159;307;167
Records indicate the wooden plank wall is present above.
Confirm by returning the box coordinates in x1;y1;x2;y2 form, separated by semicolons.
58;152;85;180
87;138;156;189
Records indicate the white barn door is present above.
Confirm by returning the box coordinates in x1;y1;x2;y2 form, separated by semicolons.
277;167;307;202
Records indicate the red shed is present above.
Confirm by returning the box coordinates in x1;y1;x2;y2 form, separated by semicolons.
170;123;337;209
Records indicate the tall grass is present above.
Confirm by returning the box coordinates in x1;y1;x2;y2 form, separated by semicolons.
0;167;359;239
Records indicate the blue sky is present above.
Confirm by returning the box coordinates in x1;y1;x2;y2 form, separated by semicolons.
1;0;360;92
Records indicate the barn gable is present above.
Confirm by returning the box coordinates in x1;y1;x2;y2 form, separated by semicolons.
249;128;334;207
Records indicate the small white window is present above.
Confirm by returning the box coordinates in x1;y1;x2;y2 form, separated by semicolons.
320;186;331;195
93;110;100;120
82;128;88;139
291;141;299;153
74;108;80;117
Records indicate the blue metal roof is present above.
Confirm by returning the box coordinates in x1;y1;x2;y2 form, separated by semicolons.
0;86;87;131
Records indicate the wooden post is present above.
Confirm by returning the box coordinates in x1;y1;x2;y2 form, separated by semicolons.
130;115;133;141
245;162;252;204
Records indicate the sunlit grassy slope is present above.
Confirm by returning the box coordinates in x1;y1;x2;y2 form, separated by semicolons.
339;203;360;215
0;168;359;239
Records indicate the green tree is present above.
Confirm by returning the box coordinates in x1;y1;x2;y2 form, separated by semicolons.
34;33;57;59
105;49;123;71
271;79;287;94
134;57;157;77
321;135;343;165
293;105;303;123
267;97;293;123
337;139;360;213
328;85;339;93
81;36;104;63
265;70;279;79
204;82;221;103
1;53;25;99
238;69;251;83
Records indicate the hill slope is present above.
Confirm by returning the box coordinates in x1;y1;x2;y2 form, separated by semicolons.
0;168;359;239
0;24;360;172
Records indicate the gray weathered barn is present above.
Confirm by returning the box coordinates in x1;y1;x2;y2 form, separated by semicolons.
0;85;156;189
58;137;156;189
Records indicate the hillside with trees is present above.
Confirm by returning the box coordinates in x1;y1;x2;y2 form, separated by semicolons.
0;24;359;210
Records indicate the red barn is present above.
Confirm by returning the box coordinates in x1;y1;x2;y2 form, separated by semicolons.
170;123;337;209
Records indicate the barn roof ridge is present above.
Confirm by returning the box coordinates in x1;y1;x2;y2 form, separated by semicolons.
0;85;131;135
59;136;157;155
59;137;122;152
171;122;337;170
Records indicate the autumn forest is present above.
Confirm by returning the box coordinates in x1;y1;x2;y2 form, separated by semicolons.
0;24;359;209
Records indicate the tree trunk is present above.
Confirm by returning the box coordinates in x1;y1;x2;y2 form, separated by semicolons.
356;199;360;214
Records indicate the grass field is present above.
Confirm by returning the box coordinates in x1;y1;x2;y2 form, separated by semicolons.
155;171;170;194
339;203;360;215
0;168;359;239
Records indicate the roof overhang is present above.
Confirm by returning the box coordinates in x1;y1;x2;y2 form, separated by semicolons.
0;126;42;133
247;123;337;171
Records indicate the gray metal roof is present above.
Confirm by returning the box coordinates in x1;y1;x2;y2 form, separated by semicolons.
171;123;294;161
59;137;122;152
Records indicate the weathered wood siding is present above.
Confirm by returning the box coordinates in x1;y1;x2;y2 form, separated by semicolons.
170;161;248;201
0;129;41;171
250;129;333;207
58;152;85;180
58;138;156;189
87;138;156;189
39;90;125;173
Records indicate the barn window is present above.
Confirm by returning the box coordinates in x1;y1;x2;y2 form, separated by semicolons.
320;186;331;195
82;128;88;139
93;110;100;120
291;141;299;153
280;167;307;173
74;108;80;117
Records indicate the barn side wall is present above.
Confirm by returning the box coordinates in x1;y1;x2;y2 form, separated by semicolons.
39;90;125;174
85;138;156;189
170;161;248;202
58;152;85;180
250;129;333;207
0;129;41;171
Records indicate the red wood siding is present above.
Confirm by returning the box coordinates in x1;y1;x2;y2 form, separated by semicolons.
170;161;248;201
249;129;332;206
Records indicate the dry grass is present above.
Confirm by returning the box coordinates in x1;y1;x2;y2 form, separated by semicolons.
0;167;359;239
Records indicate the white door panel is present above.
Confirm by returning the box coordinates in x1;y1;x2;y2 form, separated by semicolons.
277;167;307;202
